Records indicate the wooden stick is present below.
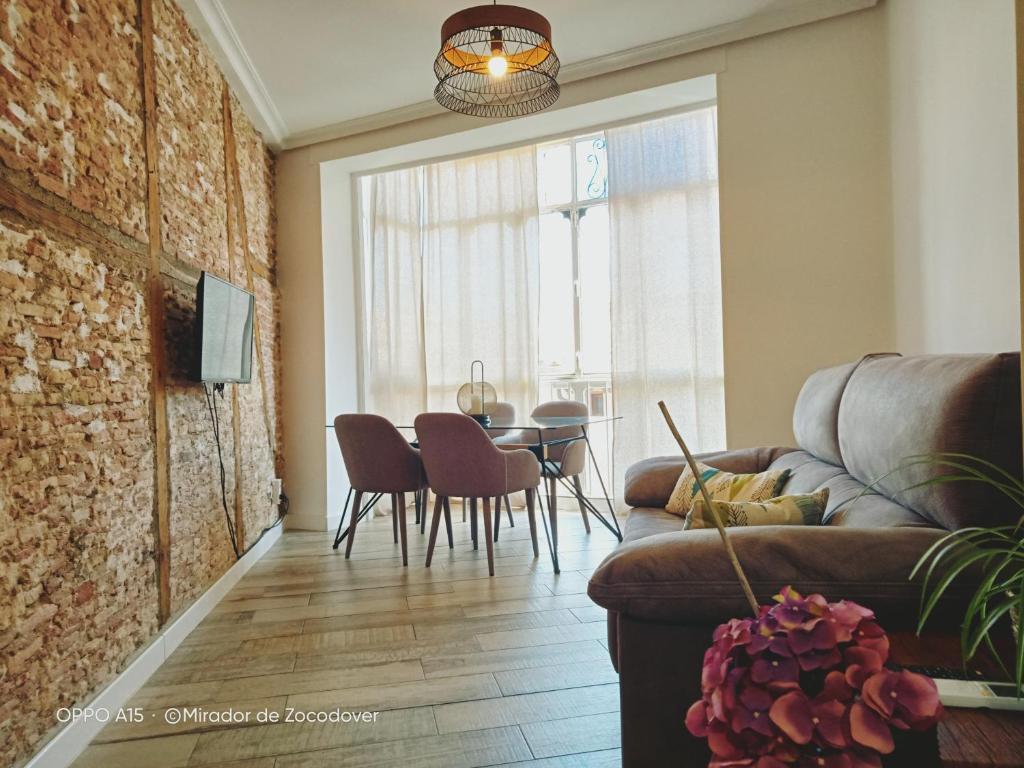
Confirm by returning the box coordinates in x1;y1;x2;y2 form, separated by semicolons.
658;400;759;616
140;0;172;625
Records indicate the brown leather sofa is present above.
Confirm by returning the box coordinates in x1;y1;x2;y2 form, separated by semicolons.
588;353;1021;766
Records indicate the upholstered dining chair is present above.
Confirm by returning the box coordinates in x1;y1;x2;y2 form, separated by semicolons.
331;414;429;566
415;413;542;576
488;401;516;436
453;401;517;534
532;400;592;535
487;401;516;533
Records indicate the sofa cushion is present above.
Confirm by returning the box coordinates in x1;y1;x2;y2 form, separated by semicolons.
664;462;790;516
588;525;975;629
623;507;683;544
683;487;829;529
623;447;795;508
792;360;861;465
837;353;1022;530
767;451;935;528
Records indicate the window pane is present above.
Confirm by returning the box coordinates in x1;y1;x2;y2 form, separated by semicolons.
538;211;576;375
575;136;608;201
578;204;611;373
537;142;572;207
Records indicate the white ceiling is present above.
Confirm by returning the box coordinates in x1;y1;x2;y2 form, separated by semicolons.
181;0;870;148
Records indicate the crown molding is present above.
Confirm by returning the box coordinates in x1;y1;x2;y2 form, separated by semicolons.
561;0;877;83
280;0;876;151
179;0;289;148
185;0;877;152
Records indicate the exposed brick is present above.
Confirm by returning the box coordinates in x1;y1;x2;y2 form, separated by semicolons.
0;2;278;766
230;94;275;274
153;0;228;272
231;96;281;472
0;0;148;239
0;214;158;765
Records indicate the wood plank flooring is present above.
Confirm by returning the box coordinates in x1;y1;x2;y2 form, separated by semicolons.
72;504;622;768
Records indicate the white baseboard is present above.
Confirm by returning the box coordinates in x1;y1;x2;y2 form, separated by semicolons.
285;509;336;531
24;524;283;768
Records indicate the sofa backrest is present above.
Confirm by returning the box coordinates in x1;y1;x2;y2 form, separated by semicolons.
793;357;886;466
792;353;1022;531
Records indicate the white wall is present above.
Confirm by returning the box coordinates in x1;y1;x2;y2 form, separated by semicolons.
277;151;330;530
887;0;1020;354
717;7;893;448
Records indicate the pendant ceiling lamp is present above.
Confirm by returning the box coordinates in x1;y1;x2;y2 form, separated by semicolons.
434;3;560;118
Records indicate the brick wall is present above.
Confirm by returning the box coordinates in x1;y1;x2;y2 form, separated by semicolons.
0;0;148;240
153;0;228;272
0;1;279;766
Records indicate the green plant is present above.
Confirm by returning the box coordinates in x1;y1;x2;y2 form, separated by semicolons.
863;452;1024;696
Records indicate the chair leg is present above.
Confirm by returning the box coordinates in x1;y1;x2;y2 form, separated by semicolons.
462;497;467;522
345;490;364;559
506;495;514;527
482;496;495;576
470;497;478;550
443;496;454;548
332;487;352;550
391;494;399;543
425;495;444;567
573;475;591;534
413;491;420;526
493;495;502;542
421;488;429;534
547;476;559;558
525;487;540;557
398;492;408;566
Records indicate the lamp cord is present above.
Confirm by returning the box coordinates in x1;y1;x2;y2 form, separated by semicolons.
204;383;240;558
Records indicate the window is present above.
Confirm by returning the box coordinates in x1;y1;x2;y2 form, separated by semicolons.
354;106;724;501
536;134;614;494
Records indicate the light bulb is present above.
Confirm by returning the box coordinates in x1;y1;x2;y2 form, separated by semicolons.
487;54;507;77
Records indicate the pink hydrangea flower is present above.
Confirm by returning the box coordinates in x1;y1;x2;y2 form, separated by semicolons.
686;587;943;767
860;669;943;730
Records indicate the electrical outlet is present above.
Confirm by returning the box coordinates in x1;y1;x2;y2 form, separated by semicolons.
272;478;283;500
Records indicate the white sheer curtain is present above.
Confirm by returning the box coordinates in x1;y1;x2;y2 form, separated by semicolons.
606;106;726;476
359;166;426;427
422;148;540;419
358;146;540;424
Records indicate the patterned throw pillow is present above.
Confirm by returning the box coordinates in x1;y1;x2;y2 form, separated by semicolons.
665;462;790;517
683;487;831;530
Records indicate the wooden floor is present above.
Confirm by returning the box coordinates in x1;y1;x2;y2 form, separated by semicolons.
73;503;623;768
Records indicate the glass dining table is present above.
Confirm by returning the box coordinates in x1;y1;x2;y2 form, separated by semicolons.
327;415;622;573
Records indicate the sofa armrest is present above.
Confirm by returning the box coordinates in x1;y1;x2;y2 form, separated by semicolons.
588;526;970;630
622;447;795;508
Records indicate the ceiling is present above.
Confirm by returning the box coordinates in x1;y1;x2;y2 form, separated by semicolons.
180;0;866;149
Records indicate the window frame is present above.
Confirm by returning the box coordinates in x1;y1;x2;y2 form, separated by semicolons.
537;131;609;381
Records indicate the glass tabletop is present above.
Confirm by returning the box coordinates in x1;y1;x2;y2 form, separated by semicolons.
326;415;621;430
398;415;621;431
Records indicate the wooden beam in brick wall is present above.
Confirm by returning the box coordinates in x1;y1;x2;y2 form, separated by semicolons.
250;258;272;282
222;88;246;552
140;0;172;625
1;160;247;289
0;174;146;276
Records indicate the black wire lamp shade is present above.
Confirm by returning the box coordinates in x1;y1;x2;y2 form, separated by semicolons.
434;4;560;118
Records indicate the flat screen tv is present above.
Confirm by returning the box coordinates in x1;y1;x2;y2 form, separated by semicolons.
194;272;254;384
